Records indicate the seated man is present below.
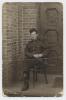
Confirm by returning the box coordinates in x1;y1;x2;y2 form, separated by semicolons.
22;28;48;91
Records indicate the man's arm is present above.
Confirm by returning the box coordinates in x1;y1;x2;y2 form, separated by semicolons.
25;51;33;58
42;49;49;56
40;41;49;57
25;43;33;58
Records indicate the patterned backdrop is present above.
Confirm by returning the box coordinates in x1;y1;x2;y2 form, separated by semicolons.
2;3;40;87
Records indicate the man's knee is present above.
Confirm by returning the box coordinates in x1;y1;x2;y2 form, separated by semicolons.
23;70;29;79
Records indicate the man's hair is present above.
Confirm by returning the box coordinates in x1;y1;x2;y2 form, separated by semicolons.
29;28;38;34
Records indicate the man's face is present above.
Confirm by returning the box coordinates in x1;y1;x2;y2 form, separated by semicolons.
30;31;38;40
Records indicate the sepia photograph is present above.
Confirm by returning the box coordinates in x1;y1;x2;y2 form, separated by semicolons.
2;2;63;97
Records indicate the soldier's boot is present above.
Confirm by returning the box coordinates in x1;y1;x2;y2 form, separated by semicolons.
22;72;29;91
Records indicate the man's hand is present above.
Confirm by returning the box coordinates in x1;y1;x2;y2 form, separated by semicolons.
33;54;43;58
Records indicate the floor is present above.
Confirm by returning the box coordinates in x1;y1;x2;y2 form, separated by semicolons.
3;74;63;97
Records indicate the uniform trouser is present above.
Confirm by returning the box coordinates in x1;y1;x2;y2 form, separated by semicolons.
23;57;48;86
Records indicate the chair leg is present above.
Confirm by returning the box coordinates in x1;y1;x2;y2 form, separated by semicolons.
44;72;48;84
33;69;35;87
33;69;38;87
44;68;48;84
35;71;37;81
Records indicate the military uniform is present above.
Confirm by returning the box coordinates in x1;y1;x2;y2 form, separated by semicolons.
22;39;48;91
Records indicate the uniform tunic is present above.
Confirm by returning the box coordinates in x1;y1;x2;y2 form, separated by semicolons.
23;39;48;71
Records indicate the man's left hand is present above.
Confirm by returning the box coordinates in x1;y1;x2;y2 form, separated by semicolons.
33;54;43;58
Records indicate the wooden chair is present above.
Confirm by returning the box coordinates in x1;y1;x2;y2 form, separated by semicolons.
29;57;48;87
